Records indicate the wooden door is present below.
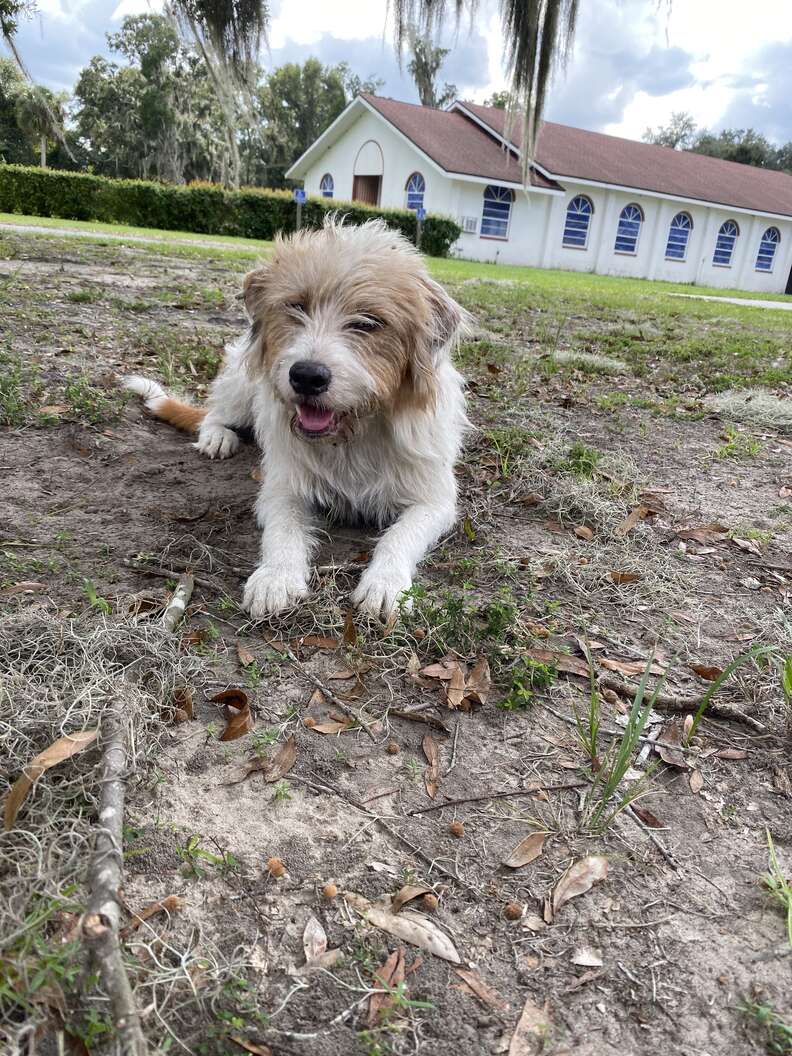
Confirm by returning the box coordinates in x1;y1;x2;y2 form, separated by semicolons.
352;175;381;206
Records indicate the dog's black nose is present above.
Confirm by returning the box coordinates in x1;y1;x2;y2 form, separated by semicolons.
289;360;331;396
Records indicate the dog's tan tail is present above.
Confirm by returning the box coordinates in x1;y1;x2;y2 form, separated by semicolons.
123;376;206;434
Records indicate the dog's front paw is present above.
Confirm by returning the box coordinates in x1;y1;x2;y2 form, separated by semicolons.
352;564;413;620
194;423;240;460
243;564;309;618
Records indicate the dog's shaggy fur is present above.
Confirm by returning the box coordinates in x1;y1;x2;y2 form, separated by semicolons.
125;218;468;619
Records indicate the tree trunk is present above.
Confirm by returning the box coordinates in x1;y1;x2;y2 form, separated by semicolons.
39;133;46;168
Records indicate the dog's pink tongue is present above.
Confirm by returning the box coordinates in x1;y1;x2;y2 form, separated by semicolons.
297;404;335;432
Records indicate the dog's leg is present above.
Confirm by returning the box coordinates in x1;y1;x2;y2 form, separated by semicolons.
243;474;316;617
194;334;255;460
352;491;456;618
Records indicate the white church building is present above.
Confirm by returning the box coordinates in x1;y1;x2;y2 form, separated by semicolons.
286;94;792;295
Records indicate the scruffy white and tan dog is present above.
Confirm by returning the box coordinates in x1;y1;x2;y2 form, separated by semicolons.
125;218;467;620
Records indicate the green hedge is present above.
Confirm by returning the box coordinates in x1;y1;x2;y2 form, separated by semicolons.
0;165;462;257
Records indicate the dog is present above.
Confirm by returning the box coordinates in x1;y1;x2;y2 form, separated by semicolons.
125;217;468;620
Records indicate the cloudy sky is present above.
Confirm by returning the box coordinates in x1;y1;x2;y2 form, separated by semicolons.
10;0;792;144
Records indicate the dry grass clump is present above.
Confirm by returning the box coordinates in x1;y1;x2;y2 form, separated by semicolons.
551;350;629;375
706;389;792;433
0;612;206;1050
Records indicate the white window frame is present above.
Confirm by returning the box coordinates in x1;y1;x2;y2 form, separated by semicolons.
562;195;594;250
613;203;644;256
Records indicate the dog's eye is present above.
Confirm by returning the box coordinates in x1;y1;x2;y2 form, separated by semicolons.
346;315;383;334
286;301;307;317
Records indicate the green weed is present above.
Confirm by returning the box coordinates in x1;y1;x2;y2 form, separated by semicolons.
714;425;762;461
499;657;557;710
763;830;792;947
739;1000;792;1055
82;579;111;615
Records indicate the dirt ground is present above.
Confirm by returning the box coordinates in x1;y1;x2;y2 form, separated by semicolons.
2;226;792;1056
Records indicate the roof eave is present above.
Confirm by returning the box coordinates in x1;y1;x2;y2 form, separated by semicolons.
285;96;366;180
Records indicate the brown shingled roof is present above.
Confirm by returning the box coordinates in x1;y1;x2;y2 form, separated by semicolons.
361;94;561;190
460;100;792;218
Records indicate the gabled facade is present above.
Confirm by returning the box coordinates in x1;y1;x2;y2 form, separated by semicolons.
286;95;792;294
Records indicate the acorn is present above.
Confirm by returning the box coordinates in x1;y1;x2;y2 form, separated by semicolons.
303;716;317;728
421;893;439;913
322;882;338;899
449;821;465;838
266;857;286;878
385;741;400;755
504;902;523;921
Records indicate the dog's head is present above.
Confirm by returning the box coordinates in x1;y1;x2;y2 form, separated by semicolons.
242;217;464;442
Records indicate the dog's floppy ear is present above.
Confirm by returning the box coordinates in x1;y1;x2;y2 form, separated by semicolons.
242;263;270;321
407;278;465;409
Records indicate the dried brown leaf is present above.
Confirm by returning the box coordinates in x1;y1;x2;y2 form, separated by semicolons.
689;769;704;794
420;660;458;680
4;729;98;831
423;734;441;799
300;634;340;650
616;504;649;537
230;1037;272;1056
631;806;664;829
236;642;256;667
263;736;296;781
302;914;328;964
715;748;748;760
656;720;689;769
445;664;466;709
552;856;608;913
453;967;509;1011
368;949;406;1026
344;891;461;963
689;663;723;681
509;996;551;1055
342;610;358;647
601;657;665;677
570;947;603;967
523;648;589;678
574;525;593;541
392;884;434;914
212;689;254;741
464;657;492;707
501;831;547;869
675;523;728;544
608;570;642;585
0;580;47;596
310;719;353;735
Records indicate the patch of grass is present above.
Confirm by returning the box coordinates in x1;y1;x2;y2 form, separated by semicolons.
552;349;629;375
63;375;122;423
481;425;539;479
404;584;520;660
739;1000;792;1055
66;287;101;304
554;441;602;479
763;831;792;947
0;355;27;425
713;425;763;461
708;389;792;433
82;579;111;615
272;779;291;803
499;657;557;710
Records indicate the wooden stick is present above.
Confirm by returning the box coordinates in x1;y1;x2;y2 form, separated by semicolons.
161;573;194;633
407;780;588;816
597;674;764;731
82;699;148;1055
281;642;378;743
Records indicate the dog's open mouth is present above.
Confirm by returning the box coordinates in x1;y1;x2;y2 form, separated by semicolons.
293;402;342;440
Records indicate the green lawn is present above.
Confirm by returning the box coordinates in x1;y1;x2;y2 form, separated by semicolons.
3;211;791;310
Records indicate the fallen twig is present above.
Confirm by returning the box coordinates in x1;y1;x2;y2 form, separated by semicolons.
389;707;450;735
598;675;764;731
624;804;679;870
281;642;378;742
289;773;477;895
82;693;148;1055
124;559;216;592
407;780;588;816
161;573;194;633
443;718;461;777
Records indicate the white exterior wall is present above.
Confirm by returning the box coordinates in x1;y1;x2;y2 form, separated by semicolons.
301;113;792;294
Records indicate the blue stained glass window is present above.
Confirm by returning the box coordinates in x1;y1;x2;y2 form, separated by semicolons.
614;203;643;254
320;173;334;198
480;185;514;238
562;195;593;248
755;226;780;272
713;220;739;266
405;172;425;211
665;212;692;260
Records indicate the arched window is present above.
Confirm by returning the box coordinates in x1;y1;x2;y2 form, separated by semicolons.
319;173;334;198
405;172;425;211
480;185;514;239
562;195;593;248
755;227;780;272
614;203;644;254
713;220;739;266
665;212;693;261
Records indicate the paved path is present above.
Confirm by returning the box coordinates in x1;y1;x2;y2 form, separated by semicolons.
0;220;261;252
669;291;792;311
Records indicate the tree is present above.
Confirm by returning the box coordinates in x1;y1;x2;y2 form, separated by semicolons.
691;127;780;169
484;90;510;109
406;27;456;109
14;83;64;166
0;56;29;161
394;0;579;175
255;59;354;187
643;110;697;150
